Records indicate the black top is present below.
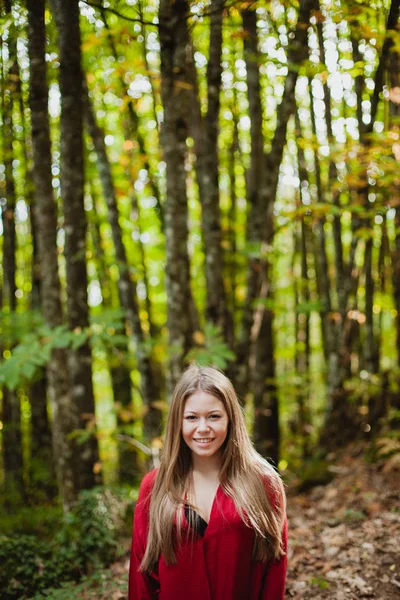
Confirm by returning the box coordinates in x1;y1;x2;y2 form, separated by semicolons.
184;505;208;537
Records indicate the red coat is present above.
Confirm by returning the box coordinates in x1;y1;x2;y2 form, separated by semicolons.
129;469;288;600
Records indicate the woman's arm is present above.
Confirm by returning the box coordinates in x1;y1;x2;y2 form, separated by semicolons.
128;470;160;600
262;517;288;600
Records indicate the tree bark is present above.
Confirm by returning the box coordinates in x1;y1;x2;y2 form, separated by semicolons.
388;4;400;370
242;0;314;462
309;79;333;362
83;87;162;440
295;111;313;458
226;108;239;347
363;236;378;373
50;0;100;491
13;22;55;499
235;7;265;400
1;0;24;501
27;0;79;511
195;0;229;334
99;7;164;228
158;0;198;391
88;192;139;483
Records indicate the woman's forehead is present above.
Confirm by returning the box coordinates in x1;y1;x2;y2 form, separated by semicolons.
183;390;226;412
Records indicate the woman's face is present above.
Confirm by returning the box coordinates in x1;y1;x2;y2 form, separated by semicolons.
181;391;229;461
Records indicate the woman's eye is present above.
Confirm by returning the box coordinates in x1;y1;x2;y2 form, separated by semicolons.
185;415;197;420
210;415;220;420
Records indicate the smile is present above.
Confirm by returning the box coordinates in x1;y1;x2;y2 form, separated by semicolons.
194;438;214;444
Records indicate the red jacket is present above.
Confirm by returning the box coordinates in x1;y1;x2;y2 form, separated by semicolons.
129;469;288;600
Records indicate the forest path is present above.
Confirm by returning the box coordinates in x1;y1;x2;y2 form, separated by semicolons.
69;445;400;599
286;445;400;599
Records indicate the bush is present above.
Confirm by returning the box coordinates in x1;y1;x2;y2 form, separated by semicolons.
0;487;129;599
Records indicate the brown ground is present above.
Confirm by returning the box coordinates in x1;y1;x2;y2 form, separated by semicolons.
285;445;400;599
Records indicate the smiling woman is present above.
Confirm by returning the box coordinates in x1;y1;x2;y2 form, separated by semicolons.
128;365;288;600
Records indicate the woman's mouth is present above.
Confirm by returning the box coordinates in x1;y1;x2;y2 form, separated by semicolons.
194;438;214;444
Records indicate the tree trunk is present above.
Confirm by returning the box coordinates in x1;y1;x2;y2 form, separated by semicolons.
319;0;400;448
364;236;378;372
1;0;24;501
130;189;158;339
235;7;265;400
99;7;164;228
50;0;101;491
158;0;198;391
294;121;313;458
88;194;139;483
249;0;314;464
315;3;344;298
27;0;79;511
388;4;400;372
195;0;229;335
83;88;162;440
14;25;55;499
309;79;333;361
226;108;239;349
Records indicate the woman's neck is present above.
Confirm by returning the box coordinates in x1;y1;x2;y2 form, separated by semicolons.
191;452;222;478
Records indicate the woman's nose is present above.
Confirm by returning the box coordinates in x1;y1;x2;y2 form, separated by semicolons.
196;418;210;432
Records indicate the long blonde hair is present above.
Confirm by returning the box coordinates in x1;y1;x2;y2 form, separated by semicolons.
140;365;286;571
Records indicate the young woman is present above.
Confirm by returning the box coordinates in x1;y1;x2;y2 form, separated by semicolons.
129;365;288;600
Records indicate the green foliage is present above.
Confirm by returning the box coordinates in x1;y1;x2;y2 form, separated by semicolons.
0;487;129;599
0;504;63;538
297;459;334;492
185;323;236;370
311;576;330;589
30;570;128;600
0;310;44;347
344;509;366;523
0;535;55;600
372;408;400;472
0;325;84;390
0;309;129;391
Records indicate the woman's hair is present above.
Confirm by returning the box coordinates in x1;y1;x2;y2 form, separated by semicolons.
140;364;286;571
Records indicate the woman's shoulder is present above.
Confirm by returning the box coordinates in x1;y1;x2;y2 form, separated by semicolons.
139;467;159;494
254;461;286;511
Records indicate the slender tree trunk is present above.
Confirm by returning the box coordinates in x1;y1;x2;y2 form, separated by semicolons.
1;0;24;501
83;87;162;440
161;0;231;340
195;0;229;335
99;7;164;228
251;279;279;465
158;0;198;390
240;0;314;463
377;215;389;363
364;236;378;372
315;3;344;297
235;7;264;399
50;0;100;490
299;217;312;458
29;200;54;498
295;111;313;458
393;209;400;370
130;189;158;339
88;193;139;483
27;0;78;511
309;79;333;361
226;110;239;346
388;6;400;373
15;30;55;499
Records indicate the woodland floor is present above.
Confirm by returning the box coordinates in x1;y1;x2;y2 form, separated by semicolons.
54;443;400;600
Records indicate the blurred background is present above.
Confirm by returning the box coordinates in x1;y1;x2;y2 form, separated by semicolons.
0;0;399;597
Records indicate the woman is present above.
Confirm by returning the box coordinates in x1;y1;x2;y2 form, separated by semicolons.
129;365;288;600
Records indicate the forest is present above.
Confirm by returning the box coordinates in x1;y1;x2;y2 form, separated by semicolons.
0;0;399;598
